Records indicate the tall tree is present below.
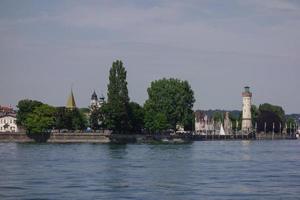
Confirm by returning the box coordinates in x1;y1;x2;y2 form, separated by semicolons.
104;60;130;133
128;102;145;133
144;78;195;133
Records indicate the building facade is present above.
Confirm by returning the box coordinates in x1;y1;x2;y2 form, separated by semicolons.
0;105;18;132
195;111;214;133
223;112;232;134
242;86;252;131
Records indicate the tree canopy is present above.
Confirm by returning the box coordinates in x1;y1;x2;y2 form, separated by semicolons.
24;104;56;134
54;107;87;131
16;99;43;127
104;60;130;133
144;78;195;133
128;102;144;133
256;103;285;133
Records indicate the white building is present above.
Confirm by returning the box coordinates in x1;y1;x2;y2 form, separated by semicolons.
0;114;18;132
195;111;214;133
242;86;252;132
90;91;105;111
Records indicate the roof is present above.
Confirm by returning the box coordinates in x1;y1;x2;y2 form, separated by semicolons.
0;106;14;113
0;113;16;118
91;90;98;100
66;90;77;109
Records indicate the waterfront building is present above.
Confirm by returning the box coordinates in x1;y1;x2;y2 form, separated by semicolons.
0;105;14;114
223;112;232;134
194;111;214;133
0;106;18;132
66;89;77;109
242;86;252;132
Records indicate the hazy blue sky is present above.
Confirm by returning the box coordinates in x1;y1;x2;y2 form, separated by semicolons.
0;0;299;113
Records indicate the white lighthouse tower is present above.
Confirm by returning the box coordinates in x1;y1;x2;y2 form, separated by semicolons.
242;86;252;132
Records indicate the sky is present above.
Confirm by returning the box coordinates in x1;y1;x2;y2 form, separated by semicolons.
0;0;299;113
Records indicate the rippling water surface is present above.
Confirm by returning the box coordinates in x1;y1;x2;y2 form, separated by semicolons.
0;140;300;200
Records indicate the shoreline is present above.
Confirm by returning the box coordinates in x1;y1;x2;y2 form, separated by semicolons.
0;132;297;144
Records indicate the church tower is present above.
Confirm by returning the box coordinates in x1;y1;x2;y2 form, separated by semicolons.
91;90;98;109
66;89;77;109
242;86;252;132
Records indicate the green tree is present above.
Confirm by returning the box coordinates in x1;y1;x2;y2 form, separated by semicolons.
24;104;56;134
229;112;242;131
128;102;144;133
144;111;168;133
89;107;105;130
251;105;259;127
104;60;130;133
71;108;87;130
54;107;87;131
213;112;224;123
144;78;195;133
54;107;68;130
79;107;90;114
16;99;43;127
256;103;285;133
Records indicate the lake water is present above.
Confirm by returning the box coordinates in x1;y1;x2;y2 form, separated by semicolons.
0;140;300;200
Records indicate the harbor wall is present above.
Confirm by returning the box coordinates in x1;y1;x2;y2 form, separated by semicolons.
0;132;297;143
0;132;110;143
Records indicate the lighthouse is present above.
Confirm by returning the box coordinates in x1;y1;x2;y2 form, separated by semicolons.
242;86;252;132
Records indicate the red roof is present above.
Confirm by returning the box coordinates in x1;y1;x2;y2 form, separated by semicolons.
0;105;16;115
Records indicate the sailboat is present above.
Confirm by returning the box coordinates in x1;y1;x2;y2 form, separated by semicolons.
219;124;226;135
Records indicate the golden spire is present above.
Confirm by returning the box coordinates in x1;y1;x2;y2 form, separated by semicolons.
66;89;76;109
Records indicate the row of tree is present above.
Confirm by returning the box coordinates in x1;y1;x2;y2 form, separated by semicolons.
17;99;87;134
89;60;195;134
